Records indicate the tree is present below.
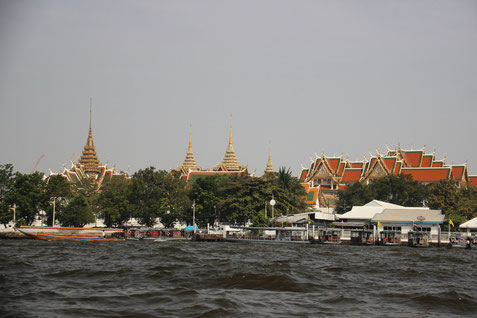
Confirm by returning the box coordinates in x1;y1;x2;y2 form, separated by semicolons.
369;174;427;207
42;175;74;226
6;172;46;226
129;167;190;228
0;164;15;226
95;178;132;227
57;194;95;227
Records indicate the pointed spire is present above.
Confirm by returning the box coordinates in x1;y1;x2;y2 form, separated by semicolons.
79;98;101;174
179;124;199;173
215;116;241;171
264;141;274;174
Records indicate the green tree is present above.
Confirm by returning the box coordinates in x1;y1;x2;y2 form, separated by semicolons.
57;194;95;227
95;178;132;227
0;164;15;226
42;175;74;226
129;167;190;228
370;174;427;206
6;172;46;226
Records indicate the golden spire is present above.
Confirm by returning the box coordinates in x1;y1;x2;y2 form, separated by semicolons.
264;141;274;174
79;98;101;174
215;115;241;171
180;125;199;172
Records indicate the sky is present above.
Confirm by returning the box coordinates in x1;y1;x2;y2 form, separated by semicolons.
1;0;476;177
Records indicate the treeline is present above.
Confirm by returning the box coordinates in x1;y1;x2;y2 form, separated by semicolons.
335;174;477;227
0;164;305;228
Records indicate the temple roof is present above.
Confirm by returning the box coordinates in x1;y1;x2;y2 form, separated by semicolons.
264;146;274;174
215;120;241;171
179;132;199;173
79;100;101;174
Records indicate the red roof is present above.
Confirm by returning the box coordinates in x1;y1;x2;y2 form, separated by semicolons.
432;161;444;167
451;166;465;180
341;169;362;182
327;158;341;173
401;151;423;167
421;155;433;168
350;162;364;169
382;157;396;173
469;176;477;187
300;169;308;182
401;168;451;182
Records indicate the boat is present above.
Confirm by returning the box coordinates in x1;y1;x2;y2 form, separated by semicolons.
407;230;431;247
225;226;310;244
449;233;472;249
350;229;374;245
123;228;189;241
311;228;341;244
377;230;402;246
16;227;124;242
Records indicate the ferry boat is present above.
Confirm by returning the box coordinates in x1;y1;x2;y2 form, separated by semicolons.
16;227;123;242
312;228;341;244
449;234;472;249
377;230;402;246
407;231;431;247
225;226;310;244
350;229;374;245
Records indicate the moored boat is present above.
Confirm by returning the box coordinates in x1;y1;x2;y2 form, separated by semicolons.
407;230;431;247
377;230;402;246
350;229;374;245
16;227;124;242
449;233;472;249
312;228;341;244
225;226;310;244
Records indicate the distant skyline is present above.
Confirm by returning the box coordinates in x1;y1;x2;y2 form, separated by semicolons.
1;0;476;176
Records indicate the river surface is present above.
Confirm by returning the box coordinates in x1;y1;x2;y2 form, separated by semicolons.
0;240;476;317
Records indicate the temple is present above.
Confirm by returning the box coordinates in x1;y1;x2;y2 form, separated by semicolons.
300;146;477;209
177;120;248;186
264;145;274;174
49;100;130;189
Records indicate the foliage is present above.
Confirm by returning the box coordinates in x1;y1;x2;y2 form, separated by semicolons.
188;169;306;227
57;194;95;227
42;175;74;226
129;167;190;228
95;178;132;227
0;164;15;226
6;172;46;226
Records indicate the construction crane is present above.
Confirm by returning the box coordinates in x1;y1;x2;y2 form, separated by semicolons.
30;154;45;173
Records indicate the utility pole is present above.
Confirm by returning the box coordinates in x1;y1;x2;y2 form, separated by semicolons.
11;204;16;224
51;197;56;227
192;200;196;234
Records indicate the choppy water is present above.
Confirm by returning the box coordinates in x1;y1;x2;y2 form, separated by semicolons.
0;240;476;317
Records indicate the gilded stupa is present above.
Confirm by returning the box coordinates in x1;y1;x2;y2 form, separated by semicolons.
214;118;241;171
264;143;274;174
178;128;199;174
79;99;101;175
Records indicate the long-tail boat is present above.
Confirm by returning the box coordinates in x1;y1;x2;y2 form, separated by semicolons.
16;227;124;242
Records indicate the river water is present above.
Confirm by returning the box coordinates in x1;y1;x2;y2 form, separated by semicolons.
0;240;476;317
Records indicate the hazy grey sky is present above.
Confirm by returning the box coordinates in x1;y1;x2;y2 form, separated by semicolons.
1;0;476;176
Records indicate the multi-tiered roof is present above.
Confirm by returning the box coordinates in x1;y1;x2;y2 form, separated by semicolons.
178;132;199;175
300;146;476;208
214;120;242;172
79;100;101;175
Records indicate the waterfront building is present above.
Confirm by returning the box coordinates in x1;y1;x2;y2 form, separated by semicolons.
49;101;129;189
300;146;476;208
459;217;477;234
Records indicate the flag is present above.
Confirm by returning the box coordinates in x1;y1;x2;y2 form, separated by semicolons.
449;219;454;227
377;221;383;227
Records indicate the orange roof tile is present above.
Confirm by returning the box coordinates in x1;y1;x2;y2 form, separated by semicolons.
341;169;363;182
421;155;433;168
451;166;465;180
300;169;308;182
401;150;423;167
326;158;341;173
401;168;451;182
432;161;444;167
469;176;477;187
382;157;396;173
